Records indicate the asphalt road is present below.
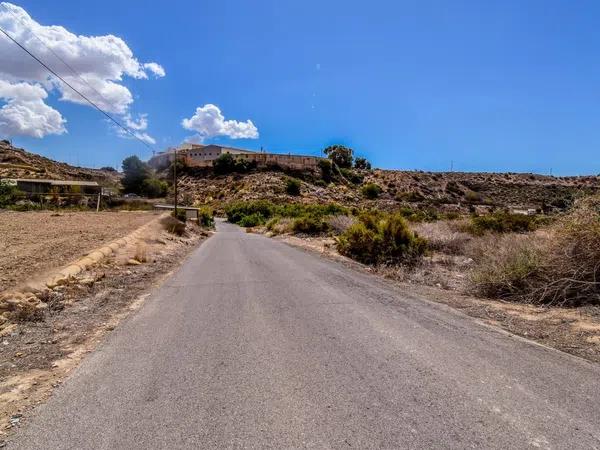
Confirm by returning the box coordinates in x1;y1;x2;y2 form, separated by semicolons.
9;220;600;449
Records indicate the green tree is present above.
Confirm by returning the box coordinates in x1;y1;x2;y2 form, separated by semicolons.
323;145;353;168
318;159;333;183
122;155;151;194
213;153;237;175
142;178;168;198
354;157;371;170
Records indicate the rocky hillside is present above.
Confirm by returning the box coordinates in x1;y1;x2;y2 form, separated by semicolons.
0;141;120;186
176;168;600;213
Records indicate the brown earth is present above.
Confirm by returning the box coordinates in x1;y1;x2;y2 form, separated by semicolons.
0;211;159;292
0;142;120;186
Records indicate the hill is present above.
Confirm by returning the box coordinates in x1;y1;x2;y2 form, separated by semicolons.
176;167;600;214
0;141;120;187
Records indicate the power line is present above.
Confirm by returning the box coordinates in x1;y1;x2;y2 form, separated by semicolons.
0;23;155;151
0;3;110;107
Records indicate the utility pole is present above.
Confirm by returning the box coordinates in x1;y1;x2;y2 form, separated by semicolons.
173;149;178;215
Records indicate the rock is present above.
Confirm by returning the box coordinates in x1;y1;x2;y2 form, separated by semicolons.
127;259;142;265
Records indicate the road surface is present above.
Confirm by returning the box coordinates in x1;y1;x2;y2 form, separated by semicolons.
9;220;600;449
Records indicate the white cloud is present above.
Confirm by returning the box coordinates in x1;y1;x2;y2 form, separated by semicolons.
181;104;258;141
0;80;66;138
116;113;156;144
0;2;163;139
143;63;165;78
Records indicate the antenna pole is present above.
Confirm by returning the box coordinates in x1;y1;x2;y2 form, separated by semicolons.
174;149;178;215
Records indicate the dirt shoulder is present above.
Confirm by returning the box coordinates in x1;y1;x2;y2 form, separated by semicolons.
273;233;600;365
0;210;159;292
0;218;210;441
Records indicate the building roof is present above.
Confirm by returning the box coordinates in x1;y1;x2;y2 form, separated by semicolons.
4;178;99;186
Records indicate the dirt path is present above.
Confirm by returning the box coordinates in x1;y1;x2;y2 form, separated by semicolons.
0;211;158;292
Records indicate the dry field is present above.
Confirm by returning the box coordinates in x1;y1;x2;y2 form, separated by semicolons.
0;211;159;292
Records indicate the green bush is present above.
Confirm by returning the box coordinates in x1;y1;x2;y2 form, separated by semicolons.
214;153;256;175
354;157;371;170
396;191;425;203
225;200;275;224
337;212;426;265
142;178;168;198
198;206;214;228
292;215;329;235
0;180;23;207
339;168;364;185
172;208;187;222
318;159;333;183
286;178;301;196
398;207;440;222
469;212;543;235
361;183;382;199
239;212;265;227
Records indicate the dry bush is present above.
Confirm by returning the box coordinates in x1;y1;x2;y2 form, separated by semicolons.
327;215;356;234
470;195;600;306
411;221;472;255
160;216;186;236
134;242;148;263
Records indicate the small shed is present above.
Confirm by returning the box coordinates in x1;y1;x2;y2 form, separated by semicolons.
2;178;100;194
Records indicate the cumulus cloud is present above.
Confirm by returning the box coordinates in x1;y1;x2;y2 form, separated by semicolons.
0;80;66;138
0;2;162;140
115;113;156;145
143;63;166;78
181;104;258;141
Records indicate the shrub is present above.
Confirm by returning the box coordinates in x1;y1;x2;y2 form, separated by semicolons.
142;178;168;198
339;167;364;185
354;157;371;170
161;216;186;235
361;183;382;199
292;215;329;235
100;166;117;172
225;200;275;224
396;191;425;203
213;153;256;175
198;206;214;228
286;178;301;196
411;221;472;255
337;212;426;265
468;212;542;235
318;159;333;182
327;215;355;234
0;180;23;207
470;195;600;305
172;208;187;222
239;212;265;227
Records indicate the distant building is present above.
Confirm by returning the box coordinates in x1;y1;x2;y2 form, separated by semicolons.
148;144;321;171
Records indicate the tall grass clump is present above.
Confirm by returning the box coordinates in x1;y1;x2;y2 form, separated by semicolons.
337;211;426;265
470;195;600;306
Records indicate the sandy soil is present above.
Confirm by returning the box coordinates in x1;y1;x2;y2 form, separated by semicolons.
0;211;159;292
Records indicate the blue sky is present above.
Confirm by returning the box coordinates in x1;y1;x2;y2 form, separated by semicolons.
2;0;600;174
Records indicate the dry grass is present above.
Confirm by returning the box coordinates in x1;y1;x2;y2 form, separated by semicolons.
469;195;600;306
410;220;473;255
327;215;355;234
134;242;148;263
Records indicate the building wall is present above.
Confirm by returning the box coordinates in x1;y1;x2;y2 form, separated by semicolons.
149;144;321;171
